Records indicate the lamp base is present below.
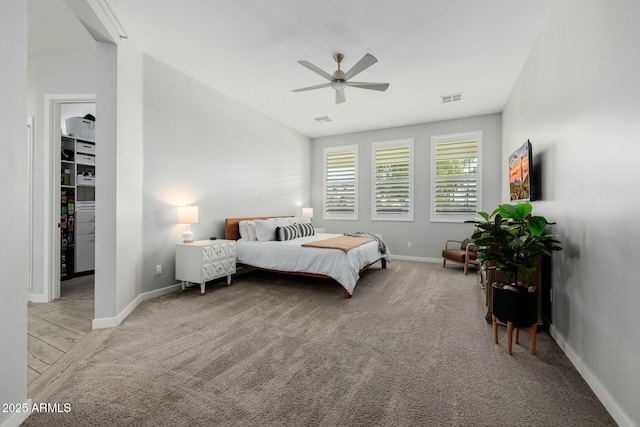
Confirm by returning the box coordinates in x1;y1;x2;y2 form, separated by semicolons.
182;229;194;244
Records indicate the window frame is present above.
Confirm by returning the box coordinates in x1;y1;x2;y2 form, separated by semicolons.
323;145;358;221
430;131;483;223
371;138;414;222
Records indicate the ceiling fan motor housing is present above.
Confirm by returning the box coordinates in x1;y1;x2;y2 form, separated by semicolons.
331;54;346;89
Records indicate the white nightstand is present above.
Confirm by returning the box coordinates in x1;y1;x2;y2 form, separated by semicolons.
175;239;236;295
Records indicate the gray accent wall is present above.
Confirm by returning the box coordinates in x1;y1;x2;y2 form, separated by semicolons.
502;0;640;425
311;114;502;260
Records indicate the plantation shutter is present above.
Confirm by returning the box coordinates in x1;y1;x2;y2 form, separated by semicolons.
324;147;357;219
433;138;478;216
372;139;413;221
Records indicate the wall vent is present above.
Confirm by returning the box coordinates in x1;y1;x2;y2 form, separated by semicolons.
441;93;463;103
314;116;332;123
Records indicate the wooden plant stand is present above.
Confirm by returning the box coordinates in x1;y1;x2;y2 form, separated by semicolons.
492;314;538;355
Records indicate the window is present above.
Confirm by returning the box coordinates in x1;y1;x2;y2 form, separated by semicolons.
431;131;482;222
323;145;358;220
372;139;414;221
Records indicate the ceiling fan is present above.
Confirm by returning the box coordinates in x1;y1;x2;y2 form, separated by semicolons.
293;53;389;104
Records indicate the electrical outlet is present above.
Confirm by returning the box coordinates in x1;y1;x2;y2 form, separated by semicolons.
408;242;412;248
155;265;162;275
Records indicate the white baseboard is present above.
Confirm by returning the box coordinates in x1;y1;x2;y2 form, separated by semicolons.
1;399;31;427
390;255;441;263
92;283;182;329
28;293;48;303
550;325;636;427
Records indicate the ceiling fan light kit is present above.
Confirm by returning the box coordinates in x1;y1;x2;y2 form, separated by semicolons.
293;53;389;104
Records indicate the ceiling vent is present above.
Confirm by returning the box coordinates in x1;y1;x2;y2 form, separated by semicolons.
314;116;332;123
441;93;463;103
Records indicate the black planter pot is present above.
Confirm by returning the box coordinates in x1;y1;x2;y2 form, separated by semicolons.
492;283;537;326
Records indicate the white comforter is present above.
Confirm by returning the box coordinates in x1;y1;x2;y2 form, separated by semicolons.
235;233;391;295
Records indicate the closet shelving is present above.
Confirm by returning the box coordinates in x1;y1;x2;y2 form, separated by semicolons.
60;135;96;279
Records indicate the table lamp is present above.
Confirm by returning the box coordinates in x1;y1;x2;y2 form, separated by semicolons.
178;205;198;244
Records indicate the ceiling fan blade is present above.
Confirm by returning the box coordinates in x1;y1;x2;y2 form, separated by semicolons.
343;53;378;81
336;88;346;104
347;82;390;91
293;83;332;92
297;60;333;81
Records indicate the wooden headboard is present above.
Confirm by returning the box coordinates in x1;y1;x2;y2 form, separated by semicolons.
224;216;294;240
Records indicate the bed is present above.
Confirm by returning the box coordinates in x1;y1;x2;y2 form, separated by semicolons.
224;217;390;298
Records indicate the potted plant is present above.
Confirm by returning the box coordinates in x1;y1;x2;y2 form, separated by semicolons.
467;202;562;326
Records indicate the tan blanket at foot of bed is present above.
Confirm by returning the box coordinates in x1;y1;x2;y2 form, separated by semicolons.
301;236;374;253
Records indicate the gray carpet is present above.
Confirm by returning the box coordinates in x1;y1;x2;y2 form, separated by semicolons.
60;274;94;300
23;261;615;426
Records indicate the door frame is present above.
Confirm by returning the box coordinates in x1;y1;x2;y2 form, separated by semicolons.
27;116;34;293
43;94;95;302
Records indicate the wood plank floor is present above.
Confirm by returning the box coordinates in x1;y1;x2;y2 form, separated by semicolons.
27;274;113;403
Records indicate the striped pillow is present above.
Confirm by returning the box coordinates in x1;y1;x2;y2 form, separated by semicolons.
296;222;314;237
276;225;299;241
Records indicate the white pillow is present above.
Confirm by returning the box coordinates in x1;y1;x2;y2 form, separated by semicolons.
271;217;293;227
238;221;249;240
255;219;276;242
246;221;257;241
292;216;311;224
239;220;257;241
254;218;295;242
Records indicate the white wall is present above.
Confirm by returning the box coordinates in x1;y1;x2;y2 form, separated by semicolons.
92;37;146;323
115;38;144;316
502;0;640;425
0;1;30;425
93;41;118;322
311;114;502;260
27;48;96;299
141;55;311;293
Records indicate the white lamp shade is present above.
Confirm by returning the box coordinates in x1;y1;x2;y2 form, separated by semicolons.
302;207;313;218
177;205;199;224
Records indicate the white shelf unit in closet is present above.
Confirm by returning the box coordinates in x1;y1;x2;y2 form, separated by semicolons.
60;135;96;277
74;137;96;274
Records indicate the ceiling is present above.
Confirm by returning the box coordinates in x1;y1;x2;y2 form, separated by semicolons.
28;0;554;138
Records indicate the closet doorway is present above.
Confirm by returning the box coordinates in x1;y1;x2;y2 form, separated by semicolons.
45;96;96;302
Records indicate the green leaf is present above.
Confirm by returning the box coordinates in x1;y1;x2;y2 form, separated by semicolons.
514;203;533;221
498;204;516;219
527;216;548;236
